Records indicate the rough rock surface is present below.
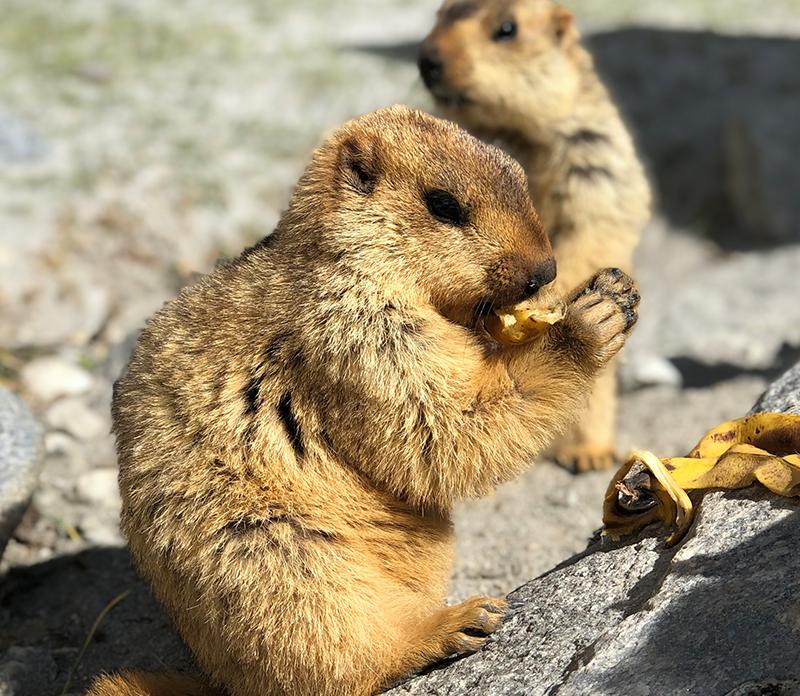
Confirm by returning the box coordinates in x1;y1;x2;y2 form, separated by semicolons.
0;389;43;560
387;364;800;696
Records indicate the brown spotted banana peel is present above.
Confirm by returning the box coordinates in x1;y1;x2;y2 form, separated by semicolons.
603;413;800;546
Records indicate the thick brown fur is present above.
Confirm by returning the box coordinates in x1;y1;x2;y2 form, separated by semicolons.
420;0;653;471
87;671;219;696
88;106;638;696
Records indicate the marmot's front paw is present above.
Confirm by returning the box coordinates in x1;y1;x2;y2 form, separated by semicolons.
563;268;639;368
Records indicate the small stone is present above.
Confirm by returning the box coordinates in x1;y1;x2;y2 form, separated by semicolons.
77;511;123;546
44;431;80;457
619;353;683;392
21;358;93;403
73;468;120;507
46;398;108;442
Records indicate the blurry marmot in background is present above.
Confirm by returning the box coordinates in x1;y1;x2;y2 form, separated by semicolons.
419;0;652;471
89;105;638;696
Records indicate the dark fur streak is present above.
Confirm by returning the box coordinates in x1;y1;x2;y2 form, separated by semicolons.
264;333;288;362
243;375;262;416
401;319;423;336
369;519;418;533
222;515;337;542
286;346;304;372
277;392;305;458
240;232;280;259
566;129;610;145
568;165;614;180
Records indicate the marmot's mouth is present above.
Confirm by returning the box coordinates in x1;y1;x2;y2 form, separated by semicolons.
471;297;496;329
431;88;472;109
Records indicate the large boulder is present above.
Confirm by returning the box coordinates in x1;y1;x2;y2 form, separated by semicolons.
0;388;43;560
388;363;800;696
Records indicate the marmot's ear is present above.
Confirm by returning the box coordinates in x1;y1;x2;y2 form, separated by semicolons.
551;5;577;46
338;134;381;195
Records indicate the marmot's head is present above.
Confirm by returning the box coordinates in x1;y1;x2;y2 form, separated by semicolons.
283;105;554;327
418;0;583;135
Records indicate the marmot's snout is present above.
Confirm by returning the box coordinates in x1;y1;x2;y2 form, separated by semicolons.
418;42;444;90
488;253;556;310
522;258;557;300
418;40;464;105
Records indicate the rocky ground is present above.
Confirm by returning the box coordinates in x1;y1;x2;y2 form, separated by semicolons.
1;0;799;693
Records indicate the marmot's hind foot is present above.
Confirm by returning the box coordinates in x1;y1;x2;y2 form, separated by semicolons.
433;596;508;658
555;443;619;473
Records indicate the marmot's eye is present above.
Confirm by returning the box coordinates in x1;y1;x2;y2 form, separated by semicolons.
424;189;467;226
493;20;517;42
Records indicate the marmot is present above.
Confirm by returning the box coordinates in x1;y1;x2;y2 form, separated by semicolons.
89;105;639;696
419;0;652;471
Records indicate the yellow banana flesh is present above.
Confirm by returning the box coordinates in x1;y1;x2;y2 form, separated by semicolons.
484;294;566;346
603;412;800;545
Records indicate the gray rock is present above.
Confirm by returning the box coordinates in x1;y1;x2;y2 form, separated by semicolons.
46;397;108;442
388;362;800;696
750;362;800;415
0;389;43;560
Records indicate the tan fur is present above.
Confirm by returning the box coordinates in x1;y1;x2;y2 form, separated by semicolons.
420;0;653;470
88;672;218;696
89;105;638;696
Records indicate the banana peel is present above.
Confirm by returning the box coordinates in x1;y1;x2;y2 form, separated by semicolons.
603;413;800;545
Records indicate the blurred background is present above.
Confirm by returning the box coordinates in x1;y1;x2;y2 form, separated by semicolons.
1;0;799;692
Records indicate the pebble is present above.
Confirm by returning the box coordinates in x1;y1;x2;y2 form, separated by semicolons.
20;358;93;403
78;512;123;546
73;468;120;507
619;353;683;392
45;397;108;442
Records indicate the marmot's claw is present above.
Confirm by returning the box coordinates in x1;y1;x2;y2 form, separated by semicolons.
623;306;638;330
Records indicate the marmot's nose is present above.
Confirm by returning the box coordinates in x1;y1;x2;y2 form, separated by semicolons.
522;259;557;299
418;45;444;88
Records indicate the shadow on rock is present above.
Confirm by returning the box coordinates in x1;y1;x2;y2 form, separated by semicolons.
351;28;800;250
0;547;193;696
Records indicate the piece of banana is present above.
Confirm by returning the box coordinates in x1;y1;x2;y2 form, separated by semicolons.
484;295;566;346
602;412;800;546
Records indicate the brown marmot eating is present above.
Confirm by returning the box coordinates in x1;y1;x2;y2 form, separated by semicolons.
89;105;639;696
